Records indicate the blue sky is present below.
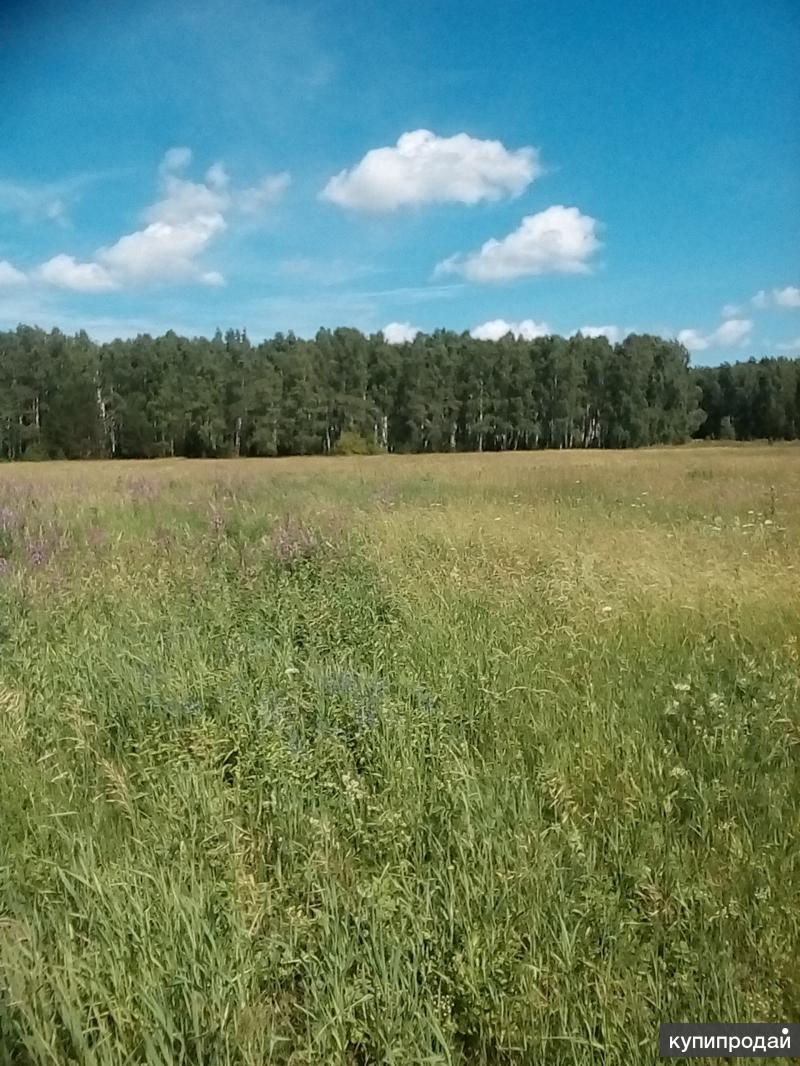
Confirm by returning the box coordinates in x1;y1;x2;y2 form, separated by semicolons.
0;0;798;364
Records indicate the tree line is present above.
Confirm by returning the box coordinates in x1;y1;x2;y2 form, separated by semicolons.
0;324;797;460
692;358;800;443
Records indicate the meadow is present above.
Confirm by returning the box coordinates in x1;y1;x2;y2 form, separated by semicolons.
1;444;799;1065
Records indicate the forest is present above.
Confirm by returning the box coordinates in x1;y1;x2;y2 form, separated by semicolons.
0;324;798;460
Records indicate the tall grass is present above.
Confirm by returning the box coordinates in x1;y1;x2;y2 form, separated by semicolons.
1;445;799;1064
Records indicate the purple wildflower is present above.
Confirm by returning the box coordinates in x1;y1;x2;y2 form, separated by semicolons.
154;527;174;552
0;507;17;531
24;537;50;568
270;518;321;566
124;477;159;503
86;525;107;549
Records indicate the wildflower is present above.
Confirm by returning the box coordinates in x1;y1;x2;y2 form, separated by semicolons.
341;770;365;800
154;528;174;552
125;477;159;501
270;518;321;566
24;537;51;568
672;681;691;693
0;507;17;531
85;525;106;549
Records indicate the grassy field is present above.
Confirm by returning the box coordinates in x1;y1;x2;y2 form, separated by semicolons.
1;444;799;1065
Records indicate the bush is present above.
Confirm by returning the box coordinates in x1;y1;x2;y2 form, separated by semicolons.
332;430;383;456
719;416;736;441
22;442;54;461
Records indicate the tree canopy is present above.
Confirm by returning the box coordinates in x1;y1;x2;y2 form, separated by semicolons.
0;324;796;460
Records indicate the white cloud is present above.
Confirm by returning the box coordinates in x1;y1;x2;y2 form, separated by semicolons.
238;173;291;214
321;129;539;212
437;205;601;283
471;318;550;341
201;270;225;286
721;303;743;319
751;286;800;310
714;318;753;345
0;180;70;225
776;336;800;352
774;286;800;308
34;149;289;292
38;254;118;293
678;318;753;352
677;329;707;351
277;256;374;286
382;321;419;344
0;260;27;286
360;283;464;302
147;176;227;228
575;324;621;344
751;289;768;309
205;162;230;189
160;146;193;174
98;216;227;286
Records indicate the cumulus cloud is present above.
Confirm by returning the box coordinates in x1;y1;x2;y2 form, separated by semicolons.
752;286;800;310
147;174;227;228
714;318;755;345
437;206;601;283
321;129;539;212
721;303;743;319
777;336;800;352
471;318;550;341
575;325;621;344
678;318;753;352
38;254;117;293
382;321;420;344
0;260;27;286
98;216;227;287
35;148;289;292
774;286;800;308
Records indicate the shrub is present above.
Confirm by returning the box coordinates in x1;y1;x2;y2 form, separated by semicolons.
333;430;383;456
719;416;736;441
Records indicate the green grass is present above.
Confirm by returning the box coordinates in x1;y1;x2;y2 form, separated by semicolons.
1;445;799;1064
